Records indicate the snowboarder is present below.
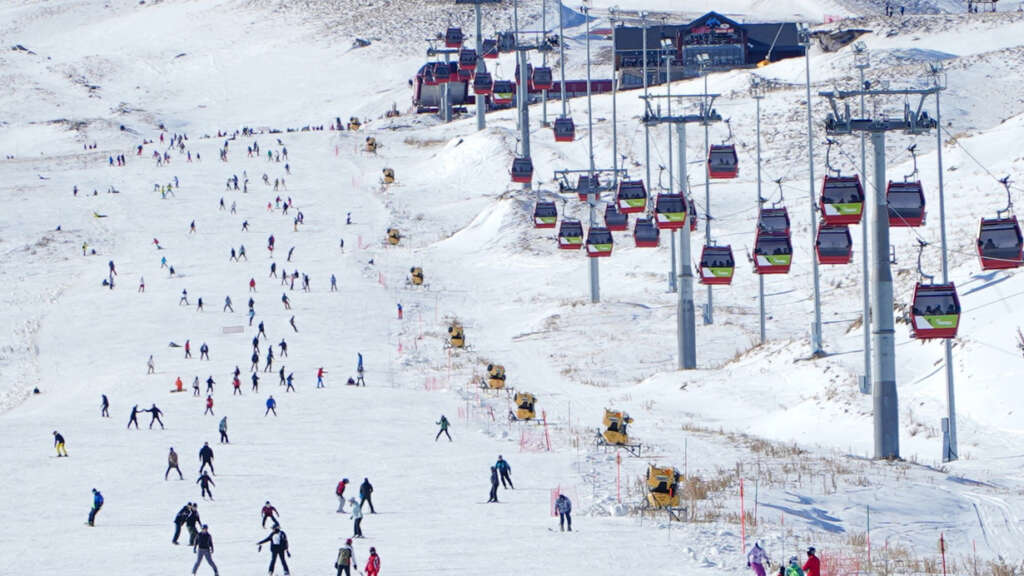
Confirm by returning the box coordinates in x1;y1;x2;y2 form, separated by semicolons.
335;539;356;576
262;501;279;528
747;542;771;576
128;404;142;429
803;548;820;576
204;395;214;415
435;415;452;442
350;498;364;537
218;417;229;444
495;455;513;489
556;493;572;531
336;478;349;513
173;503;189;544
166;447;183;480
53;430;68;457
359;478;375;513
87;488;103;526
365;547;380;576
196;471;215;500
101;394;110;417
199;442;215;474
256;525;290;576
265;395;277;416
191;524;219;576
147;403;165;429
487;466;499;503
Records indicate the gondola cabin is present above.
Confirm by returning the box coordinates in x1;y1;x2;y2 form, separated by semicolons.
558;220;584;250
699;245;735;285
757;207;790;235
553;116;575;142
444;27;464;48
510;156;533;184
886;181;926;228
576;174;600;202
486;364;506;390
633;218;660;248
646;465;682;509
910;283;961;339
708;145;739;179
533;201;557;229
472;72;493;95
531;66;554;90
977;217;1024;270
386;228;401;246
491;80;515;105
616;180;647;214
432;62;451;84
654;194;687;230
753;232;792;274
448;321;465;348
815;224;853;265
820;175;864;225
497;31;516;53
604;204;628;231
482;39;498;59
458;49;477;71
409;266;425;286
513;392;536;420
586;227;613;258
602;409;633;445
689;198;698;232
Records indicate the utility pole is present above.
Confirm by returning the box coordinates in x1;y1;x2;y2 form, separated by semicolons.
583;3;599;304
822;85;940;460
854;42;872;393
642;92;722;369
642;12;651;194
455;0;500;131
699;54;714;325
611;12;619;187
802;26;824;356
931;63;957;462
663;38;677;293
751;77;766;344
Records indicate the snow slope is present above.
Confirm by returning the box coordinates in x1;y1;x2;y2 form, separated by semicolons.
2;1;1024;575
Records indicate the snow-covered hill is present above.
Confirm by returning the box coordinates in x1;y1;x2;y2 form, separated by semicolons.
2;1;1024;575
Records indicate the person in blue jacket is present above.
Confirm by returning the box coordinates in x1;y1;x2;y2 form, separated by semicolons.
88;489;104;526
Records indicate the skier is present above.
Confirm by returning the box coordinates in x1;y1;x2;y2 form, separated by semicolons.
199;442;215;474
192;377;201;396
173;503;189;544
747;542;771;576
87;488;103;526
330;274;337;292
185;339;192;359
786;557;805;576
803;548;820;576
278;339;287;357
233;376;242;395
281;293;291;310
265;395;277;416
289;315;297;332
435;415;452;442
258;320;267;340
287;246;295;262
249;278;256;293
350;497;364;537
128;404;142;429
147;403;165;429
256;525;290;576
285;373;295;392
101;394;110;417
359;478;375;513
191;524;219;576
316;366;327;388
147;354;156;374
166;447;183;480
53;430;68;457
335;539;356;576
336;478;349;513
251;351;260;371
200;342;209;360
262;501;279;528
365;547;380;576
218;417;229;444
397;303;402;319
204;395;214;416
252;372;260;392
224;296;233;312
185;503;202;546
264;347;274;372
555;493;572;531
180;289;190;306
196;297;204;312
487;466;499;503
495;455;513;489
356;353;365;386
196;471;215;500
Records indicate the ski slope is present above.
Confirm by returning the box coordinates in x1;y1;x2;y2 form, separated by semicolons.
2;1;1024;575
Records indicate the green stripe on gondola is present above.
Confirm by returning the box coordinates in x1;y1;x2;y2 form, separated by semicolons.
762;254;791;266
622;198;646;207
922;314;959;329
824;202;863;216
563;237;583;244
590;243;612;252
659;212;687;222
703;267;734;278
537;216;556;224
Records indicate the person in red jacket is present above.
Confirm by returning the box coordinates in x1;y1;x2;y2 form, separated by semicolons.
336;478;349;513
802;547;820;576
365;547;380;576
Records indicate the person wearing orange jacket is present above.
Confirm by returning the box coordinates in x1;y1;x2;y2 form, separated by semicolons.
365;547;380;576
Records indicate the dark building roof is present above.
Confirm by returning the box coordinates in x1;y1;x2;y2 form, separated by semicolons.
614;11;802;54
745;22;802;48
